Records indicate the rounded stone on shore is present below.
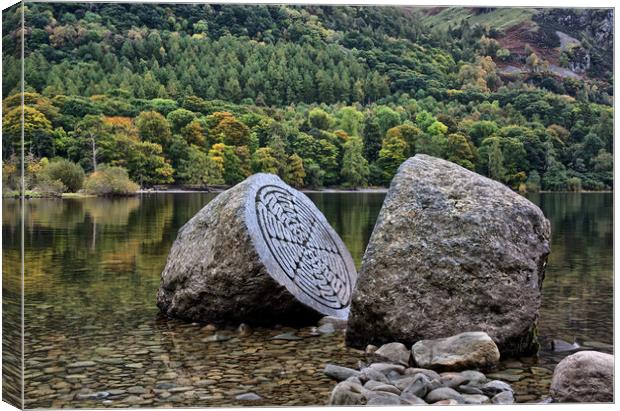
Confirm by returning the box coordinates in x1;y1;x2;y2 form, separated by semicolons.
549;350;613;403
425;387;466;404
324;364;360;381
373;342;411;366
412;331;500;371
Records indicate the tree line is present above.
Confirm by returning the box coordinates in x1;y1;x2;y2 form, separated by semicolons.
1;3;613;193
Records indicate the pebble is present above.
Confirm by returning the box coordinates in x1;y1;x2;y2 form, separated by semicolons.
202;334;232;343
492;390;515;404
324;364;360;381
364;381;401;395
425;387;465;404
365;344;378;355
440;373;469;388
75;391;109;400
368;362;406;375
317;323;336;334
67;361;96;368
235;392;262;401
481;380;514;396
462;394;490;404
456;384;484;395
25;324;542;409
365;391;401;405
168;386;194;393
434;399;460;405
124;395;142;404
271;332;302;340
400;392;427;405
127;386;147;394
486;372;523;382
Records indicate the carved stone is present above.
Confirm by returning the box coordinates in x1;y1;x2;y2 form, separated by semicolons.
157;173;357;324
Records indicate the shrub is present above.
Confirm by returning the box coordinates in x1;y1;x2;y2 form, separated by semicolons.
40;158;85;192
33;176;66;197
84;166;139;196
566;177;583;192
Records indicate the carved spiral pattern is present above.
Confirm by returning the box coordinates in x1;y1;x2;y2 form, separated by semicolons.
255;185;352;309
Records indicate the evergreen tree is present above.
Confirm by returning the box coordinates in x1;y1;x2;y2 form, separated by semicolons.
362;117;382;162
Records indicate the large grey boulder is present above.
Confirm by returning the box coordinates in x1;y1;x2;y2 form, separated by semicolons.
157;173;357;325
346;155;550;356
411;332;500;371
550;351;613;403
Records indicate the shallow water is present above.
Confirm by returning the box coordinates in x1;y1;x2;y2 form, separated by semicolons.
2;192;613;408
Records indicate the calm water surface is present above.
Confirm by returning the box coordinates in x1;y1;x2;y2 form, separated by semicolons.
2;192;613;408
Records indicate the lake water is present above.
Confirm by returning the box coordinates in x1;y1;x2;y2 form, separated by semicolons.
2;192;613;407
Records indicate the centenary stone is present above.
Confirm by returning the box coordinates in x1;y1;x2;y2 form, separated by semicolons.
549;351;614;403
157;173;357;324
346;154;551;356
411;332;500;371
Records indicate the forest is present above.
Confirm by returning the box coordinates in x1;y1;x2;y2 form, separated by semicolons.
1;3;614;194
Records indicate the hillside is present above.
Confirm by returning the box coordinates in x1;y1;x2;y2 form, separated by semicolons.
417;7;613;80
1;3;614;194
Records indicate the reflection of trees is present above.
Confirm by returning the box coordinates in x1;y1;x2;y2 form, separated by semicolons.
2;195;216;310
307;192;385;268
527;193;613;344
5;192;613;349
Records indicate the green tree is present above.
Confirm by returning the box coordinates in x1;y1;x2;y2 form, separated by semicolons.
284;154;306;188
375;132;407;185
127;141;174;186
488;139;505;182
212;116;251;147
446;133;476;170
166;108;196;133
208;143;244;185
177;145;224;185
375;106;401;135
72;114;109;172
2;106;53;157
341;136;369;188
136;111;172;148
308;108;334;130
251;147;279;174
337;106;364;136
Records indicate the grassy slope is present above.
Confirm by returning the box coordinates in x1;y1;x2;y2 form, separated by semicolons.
419;7;537;32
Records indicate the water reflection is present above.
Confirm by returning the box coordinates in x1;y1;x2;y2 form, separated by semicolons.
2;192;613;407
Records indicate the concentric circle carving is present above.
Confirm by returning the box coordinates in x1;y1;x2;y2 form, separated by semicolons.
255;185;352;309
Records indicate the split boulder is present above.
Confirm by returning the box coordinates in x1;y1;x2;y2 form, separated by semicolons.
157;173;357;325
346;154;550;356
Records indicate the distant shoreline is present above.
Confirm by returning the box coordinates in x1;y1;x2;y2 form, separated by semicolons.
137;187;391;194
2;189;612;199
